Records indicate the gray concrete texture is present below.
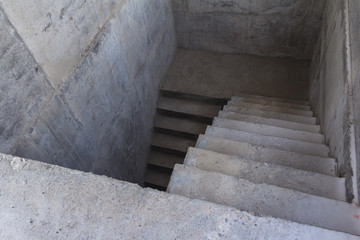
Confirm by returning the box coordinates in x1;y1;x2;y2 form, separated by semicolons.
0;0;177;183
162;49;310;100
349;0;360;206
1;153;357;240
0;0;126;87
168;164;360;235
218;110;321;132
196;135;337;176
172;0;326;59
185;147;346;201
309;0;359;203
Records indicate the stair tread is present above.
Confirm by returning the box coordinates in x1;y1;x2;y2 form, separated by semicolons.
154;115;208;135
218;111;321;133
147;150;184;169
158;96;222;118
213;117;324;144
168;165;360;235
231;93;310;106
152;132;197;153
205;126;330;157
185;148;346;201
223;105;317;125
227;100;313;117
196;135;336;176
231;96;311;110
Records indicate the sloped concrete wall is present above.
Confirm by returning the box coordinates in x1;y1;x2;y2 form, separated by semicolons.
172;0;326;59
309;0;358;203
0;0;176;183
349;0;360;202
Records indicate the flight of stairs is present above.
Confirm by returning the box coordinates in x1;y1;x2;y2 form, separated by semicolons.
167;94;360;236
144;90;227;190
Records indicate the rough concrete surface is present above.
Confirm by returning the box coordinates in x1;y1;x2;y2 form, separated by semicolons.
0;153;358;240
218;110;321;133
196;135;337;176
185;147;346;201
349;0;360;205
0;8;55;154
213;117;324;143
309;0;358;202
172;0;326;58
205;126;330;157
162;49;310;100
168;164;360;236
223;105;317;124
1;0;177;183
0;0;126;86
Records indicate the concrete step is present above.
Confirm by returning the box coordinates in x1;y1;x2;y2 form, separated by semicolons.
196;135;336;176
218;111;321;133
232;93;310;106
168;165;360;235
185;148;346;201
2;153;356;240
152;132;196;153
157;96;222;119
160;89;228;106
147;150;184;169
213;117;324;144
223;105;317;125
231;96;311;111
205;126;330;157
144;166;171;190
154;115;207;136
227;100;313;117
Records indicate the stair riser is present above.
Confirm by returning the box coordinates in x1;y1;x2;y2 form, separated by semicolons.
213;117;324;144
196;135;336;176
168;165;360;235
223;106;317;125
227;101;313;117
230;93;310;106
231;96;311;110
185;148;346;201
218;111;320;133
205;126;330;157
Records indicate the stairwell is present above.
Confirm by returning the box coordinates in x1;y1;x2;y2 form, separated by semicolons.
160;93;360;235
144;90;227;190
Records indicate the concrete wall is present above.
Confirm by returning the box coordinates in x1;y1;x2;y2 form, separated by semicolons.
309;0;358;203
0;0;176;183
349;0;360;202
172;0;326;59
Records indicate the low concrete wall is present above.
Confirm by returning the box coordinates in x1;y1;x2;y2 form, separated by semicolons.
349;0;360;202
0;153;355;239
172;0;325;59
309;0;358;203
0;0;176;183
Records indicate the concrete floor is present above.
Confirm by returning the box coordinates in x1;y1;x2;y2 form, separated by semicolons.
161;49;310;100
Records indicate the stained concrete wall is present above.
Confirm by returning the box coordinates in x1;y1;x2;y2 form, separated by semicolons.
0;0;176;183
172;0;326;59
309;0;358;203
349;0;360;202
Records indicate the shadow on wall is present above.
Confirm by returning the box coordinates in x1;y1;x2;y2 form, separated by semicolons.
172;0;326;59
0;0;177;184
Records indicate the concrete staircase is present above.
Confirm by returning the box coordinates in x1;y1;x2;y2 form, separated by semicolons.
144;90;226;190
167;94;360;236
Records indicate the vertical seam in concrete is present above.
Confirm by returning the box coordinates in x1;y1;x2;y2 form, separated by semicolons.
344;0;359;203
